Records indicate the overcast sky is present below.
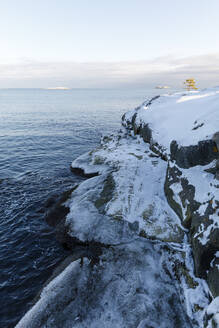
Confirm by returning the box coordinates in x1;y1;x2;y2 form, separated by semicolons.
0;0;219;88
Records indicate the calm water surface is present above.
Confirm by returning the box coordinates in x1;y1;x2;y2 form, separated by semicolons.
0;88;170;327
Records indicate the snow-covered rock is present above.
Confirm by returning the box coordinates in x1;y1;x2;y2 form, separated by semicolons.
123;88;219;150
122;88;219;325
68;135;185;245
16;88;219;327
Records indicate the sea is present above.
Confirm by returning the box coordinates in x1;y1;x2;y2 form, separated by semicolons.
0;87;175;327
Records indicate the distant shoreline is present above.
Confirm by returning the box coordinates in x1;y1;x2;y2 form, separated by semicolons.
46;87;70;90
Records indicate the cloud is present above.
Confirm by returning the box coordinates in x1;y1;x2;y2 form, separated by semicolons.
0;54;218;88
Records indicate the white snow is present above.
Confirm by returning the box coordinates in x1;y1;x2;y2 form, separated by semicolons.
180;163;219;205
71;150;109;175
193;222;218;246
132;88;219;150
207;296;219;316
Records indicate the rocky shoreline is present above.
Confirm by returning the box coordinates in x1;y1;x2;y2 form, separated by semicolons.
16;89;219;327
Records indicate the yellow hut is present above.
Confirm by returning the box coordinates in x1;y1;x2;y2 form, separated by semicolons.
184;78;198;91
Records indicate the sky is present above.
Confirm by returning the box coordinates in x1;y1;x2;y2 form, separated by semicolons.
0;0;219;88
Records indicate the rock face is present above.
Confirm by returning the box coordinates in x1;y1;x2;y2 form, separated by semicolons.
164;162;219;281
16;89;219;328
122;89;219;320
170;139;218;168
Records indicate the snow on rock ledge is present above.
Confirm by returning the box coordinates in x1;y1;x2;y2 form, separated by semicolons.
122;88;219;168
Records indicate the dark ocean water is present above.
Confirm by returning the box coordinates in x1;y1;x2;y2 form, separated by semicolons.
0;87;172;327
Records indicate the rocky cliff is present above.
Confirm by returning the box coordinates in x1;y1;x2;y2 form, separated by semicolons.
16;88;219;328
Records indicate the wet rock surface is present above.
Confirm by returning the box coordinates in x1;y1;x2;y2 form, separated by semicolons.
70;166;99;178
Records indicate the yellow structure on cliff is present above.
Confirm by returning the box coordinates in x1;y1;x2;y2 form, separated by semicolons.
184;78;198;91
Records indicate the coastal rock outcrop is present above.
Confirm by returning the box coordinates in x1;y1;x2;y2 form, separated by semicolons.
16;88;219;328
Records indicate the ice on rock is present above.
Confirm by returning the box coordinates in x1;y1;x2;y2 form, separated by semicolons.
67;135;185;244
